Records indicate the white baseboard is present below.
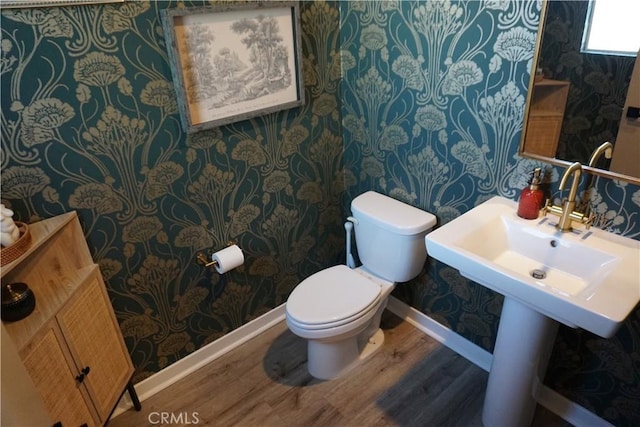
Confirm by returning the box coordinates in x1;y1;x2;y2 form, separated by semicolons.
386;296;493;371
111;303;286;418
113;296;613;427
387;296;613;427
536;382;615;427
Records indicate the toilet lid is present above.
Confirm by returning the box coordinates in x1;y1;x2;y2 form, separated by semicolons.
287;265;382;325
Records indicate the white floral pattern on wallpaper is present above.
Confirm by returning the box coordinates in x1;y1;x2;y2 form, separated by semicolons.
341;0;540;215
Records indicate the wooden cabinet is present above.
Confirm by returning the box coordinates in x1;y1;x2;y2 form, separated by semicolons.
2;212;138;426
21;325;96;426
523;79;570;157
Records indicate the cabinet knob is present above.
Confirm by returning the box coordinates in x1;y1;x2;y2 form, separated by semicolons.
75;366;91;383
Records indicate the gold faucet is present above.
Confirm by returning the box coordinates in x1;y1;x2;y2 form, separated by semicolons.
588;141;613;168
543;162;592;232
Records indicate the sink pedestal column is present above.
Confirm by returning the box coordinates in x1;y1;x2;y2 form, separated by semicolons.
482;296;559;427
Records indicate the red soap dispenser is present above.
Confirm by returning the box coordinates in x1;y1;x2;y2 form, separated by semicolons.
517;168;544;219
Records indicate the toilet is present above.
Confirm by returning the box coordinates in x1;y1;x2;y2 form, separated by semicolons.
285;191;437;380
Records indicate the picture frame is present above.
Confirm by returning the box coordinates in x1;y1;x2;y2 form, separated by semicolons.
162;2;305;133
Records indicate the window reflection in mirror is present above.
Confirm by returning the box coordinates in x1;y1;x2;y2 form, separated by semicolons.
582;0;640;56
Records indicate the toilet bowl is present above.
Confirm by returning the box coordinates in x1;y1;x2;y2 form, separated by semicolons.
286;265;394;379
285;191;436;380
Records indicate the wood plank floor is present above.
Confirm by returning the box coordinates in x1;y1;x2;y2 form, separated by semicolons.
110;311;571;427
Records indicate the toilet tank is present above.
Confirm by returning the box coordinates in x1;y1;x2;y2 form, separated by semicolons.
351;191;437;282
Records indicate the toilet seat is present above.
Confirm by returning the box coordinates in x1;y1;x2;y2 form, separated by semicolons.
286;265;382;330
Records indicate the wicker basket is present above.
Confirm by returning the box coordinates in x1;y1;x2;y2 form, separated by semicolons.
1;222;32;267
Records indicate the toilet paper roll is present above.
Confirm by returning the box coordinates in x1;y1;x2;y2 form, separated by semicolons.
212;245;244;274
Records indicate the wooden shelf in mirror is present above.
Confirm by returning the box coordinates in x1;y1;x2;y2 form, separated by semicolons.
523;79;570;158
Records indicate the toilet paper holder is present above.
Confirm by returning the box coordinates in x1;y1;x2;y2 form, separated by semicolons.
195;251;219;269
195;241;237;269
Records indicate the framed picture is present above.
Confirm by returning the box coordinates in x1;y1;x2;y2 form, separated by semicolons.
162;2;305;133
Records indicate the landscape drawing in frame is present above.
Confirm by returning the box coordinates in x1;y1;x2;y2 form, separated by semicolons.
162;2;304;133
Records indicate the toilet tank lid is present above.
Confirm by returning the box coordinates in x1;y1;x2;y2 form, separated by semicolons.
351;191;437;235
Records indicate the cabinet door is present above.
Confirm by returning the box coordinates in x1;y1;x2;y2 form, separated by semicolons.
21;327;96;427
57;273;134;422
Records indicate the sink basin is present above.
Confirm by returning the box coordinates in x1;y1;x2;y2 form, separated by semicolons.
425;196;640;338
459;213;618;298
425;195;639;426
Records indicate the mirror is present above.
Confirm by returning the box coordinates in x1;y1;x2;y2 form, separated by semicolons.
521;0;640;185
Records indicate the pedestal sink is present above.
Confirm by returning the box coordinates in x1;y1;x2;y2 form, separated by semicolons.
425;196;640;427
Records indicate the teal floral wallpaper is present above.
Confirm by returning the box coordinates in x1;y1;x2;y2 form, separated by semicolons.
2;1;639;426
539;0;635;165
338;1;639;426
1;0;345;381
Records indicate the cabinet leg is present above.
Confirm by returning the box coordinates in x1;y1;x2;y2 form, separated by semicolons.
127;381;142;411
